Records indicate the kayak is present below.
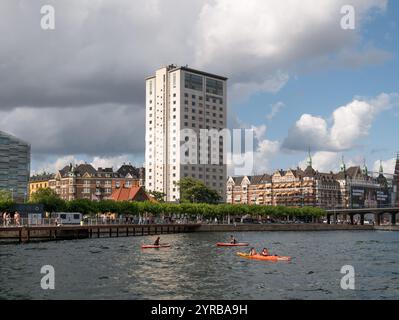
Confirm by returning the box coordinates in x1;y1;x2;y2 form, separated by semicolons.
236;252;291;261
216;242;249;247
141;244;171;249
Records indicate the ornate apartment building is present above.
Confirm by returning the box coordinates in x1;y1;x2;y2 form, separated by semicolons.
393;153;399;207
31;163;145;201
227;153;394;209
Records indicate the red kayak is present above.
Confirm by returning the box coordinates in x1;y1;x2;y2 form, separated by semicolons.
216;242;249;247
141;244;171;249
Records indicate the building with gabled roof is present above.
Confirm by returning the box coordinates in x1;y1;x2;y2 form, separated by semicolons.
108;186;152;202
46;163;145;201
29;173;55;198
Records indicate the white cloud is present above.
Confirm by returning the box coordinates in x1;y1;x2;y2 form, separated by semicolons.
373;158;397;175
0;0;389;110
91;155;135;170
252;125;281;172
195;0;388;99
299;151;341;172
0;104;145;156
32;154;140;175
266;102;285;121
0;0;392;172
283;92;399;152
228;124;280;176
330;93;396;150
33;155;84;175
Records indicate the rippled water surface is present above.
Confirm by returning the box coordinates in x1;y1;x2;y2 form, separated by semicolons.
1;231;399;299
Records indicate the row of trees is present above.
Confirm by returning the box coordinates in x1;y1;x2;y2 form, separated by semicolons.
0;187;326;219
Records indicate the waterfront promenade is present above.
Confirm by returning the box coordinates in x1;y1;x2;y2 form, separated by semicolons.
0;222;380;244
0;223;200;244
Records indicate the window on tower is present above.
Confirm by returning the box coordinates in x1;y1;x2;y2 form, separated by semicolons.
185;73;203;91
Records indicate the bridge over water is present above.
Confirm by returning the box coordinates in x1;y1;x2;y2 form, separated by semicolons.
325;207;399;226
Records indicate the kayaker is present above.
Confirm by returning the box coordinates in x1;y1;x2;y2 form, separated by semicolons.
153;236;160;246
260;248;270;256
249;247;257;256
230;235;237;244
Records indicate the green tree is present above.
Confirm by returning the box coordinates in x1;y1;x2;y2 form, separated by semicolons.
0;189;12;202
148;190;166;202
29;188;65;213
177;177;221;204
66;199;96;216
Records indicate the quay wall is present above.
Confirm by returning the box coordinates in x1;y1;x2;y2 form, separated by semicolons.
197;223;374;232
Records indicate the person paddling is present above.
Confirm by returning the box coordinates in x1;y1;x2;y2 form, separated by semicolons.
153;236;161;246
230;235;237;244
248;247;257;256
260;248;270;256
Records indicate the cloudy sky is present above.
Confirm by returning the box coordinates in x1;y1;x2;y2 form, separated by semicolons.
0;0;398;176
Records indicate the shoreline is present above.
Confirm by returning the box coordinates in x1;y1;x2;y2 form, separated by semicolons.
197;223;375;232
1;222;393;244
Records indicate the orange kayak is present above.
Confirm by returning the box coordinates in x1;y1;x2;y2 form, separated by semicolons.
216;242;249;247
237;252;291;261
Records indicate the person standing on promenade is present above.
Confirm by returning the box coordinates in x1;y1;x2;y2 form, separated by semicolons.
2;212;6;226
6;213;11;227
14;211;21;226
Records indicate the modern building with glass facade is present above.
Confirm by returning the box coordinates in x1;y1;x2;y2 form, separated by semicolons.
0;130;31;202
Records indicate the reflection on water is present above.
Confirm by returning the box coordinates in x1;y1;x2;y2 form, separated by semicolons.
0;231;399;299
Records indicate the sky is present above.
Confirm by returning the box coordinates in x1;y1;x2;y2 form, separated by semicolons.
0;0;398;176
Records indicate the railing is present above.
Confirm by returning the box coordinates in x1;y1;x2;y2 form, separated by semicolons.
0;218;58;227
0;217;199;227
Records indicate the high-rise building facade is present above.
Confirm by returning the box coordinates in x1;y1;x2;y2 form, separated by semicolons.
0;130;31;202
145;65;227;202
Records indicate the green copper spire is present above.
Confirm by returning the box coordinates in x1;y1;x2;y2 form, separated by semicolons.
340;155;346;172
362;158;368;176
307;147;312;167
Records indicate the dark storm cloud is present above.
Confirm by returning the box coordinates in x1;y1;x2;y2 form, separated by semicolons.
0;103;145;156
0;0;389;166
0;0;204;110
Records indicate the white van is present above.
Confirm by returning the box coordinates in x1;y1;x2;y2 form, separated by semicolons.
52;212;82;225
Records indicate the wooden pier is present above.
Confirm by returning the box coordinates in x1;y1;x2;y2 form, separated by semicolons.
0;224;201;244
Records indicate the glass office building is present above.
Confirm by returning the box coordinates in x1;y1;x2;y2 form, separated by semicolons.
0;130;31;202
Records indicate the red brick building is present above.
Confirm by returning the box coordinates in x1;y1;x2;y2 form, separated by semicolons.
48;163;145;201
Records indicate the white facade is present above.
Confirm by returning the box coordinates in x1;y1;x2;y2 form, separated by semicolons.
145;65;227;202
